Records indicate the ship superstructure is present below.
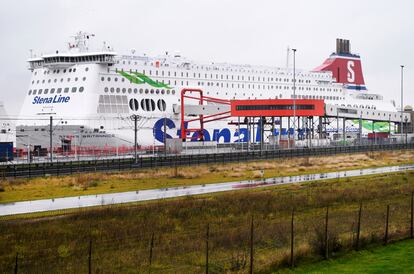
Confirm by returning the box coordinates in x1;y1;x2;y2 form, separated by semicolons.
17;33;399;150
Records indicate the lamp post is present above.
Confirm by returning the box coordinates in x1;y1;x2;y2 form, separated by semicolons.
400;65;404;143
292;48;297;145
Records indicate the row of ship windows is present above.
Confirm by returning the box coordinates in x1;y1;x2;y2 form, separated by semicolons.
34;67;89;76
104;72;320;85
129;98;167;112
32;77;87;85
117;60;329;78
28;87;85;95
104;87;176;95
199;81;337;92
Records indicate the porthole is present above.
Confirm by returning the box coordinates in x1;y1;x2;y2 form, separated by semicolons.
28;90;32;95
114;78;118;82
128;88;132;94
67;78;71;82
33;90;37;95
75;77;78;81
54;79;57;83
157;99;166;111
107;77;111;81
134;88;138;94
38;89;43;94
122;88;126;93
85;67;89;72
104;87;109;93
42;80;45;83
156;89;160;94
150;89;154;94
161;90;165;95
64;88;69;93
69;69;72;73
129;98;139;111
83;77;86;81
60;78;63;82
71;87;77;93
31;80;34;84
57;88;62;94
172;90;175;95
110;87;114;93
116;88;120;93
101;77;104;81
50;88;55;94
140;99;146;111
73;68;76;72
145;89;149;94
166;90;170;95
79;87;84;92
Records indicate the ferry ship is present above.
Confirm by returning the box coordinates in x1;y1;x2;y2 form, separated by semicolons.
17;32;400;151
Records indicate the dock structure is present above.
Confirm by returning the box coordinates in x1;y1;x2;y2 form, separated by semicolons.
181;88;412;148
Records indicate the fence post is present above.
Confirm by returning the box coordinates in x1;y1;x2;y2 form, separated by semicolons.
14;252;18;274
356;203;362;250
88;239;92;274
249;215;254;274
148;232;154;273
384;205;390;245
324;206;329;259
290;209;295;268
411;192;413;239
205;223;209;274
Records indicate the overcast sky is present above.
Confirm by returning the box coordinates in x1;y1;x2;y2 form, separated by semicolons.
0;0;412;115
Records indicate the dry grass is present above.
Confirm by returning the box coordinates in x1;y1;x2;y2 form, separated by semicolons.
0;150;414;203
1;171;414;273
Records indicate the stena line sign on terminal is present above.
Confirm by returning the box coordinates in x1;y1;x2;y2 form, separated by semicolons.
32;95;71;104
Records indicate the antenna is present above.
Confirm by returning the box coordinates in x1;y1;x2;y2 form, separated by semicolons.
286;46;290;71
69;31;95;52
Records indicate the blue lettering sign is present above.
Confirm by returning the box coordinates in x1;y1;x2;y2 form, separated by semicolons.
32;95;71;105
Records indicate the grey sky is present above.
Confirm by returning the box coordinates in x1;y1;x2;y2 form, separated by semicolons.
0;0;413;116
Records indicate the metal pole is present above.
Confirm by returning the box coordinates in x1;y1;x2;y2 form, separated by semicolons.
49;116;53;162
205;223;209;274
290;209;295;267
134;115;138;163
401;65;404;143
163;117;167;157
249;215;254;274
292;48;297;145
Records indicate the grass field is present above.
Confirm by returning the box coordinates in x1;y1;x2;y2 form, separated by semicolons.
278;239;414;274
1;169;414;273
1;149;413;203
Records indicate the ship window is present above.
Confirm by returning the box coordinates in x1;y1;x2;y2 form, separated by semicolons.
157;99;166;111
85;67;89;72
107;77;111;81
75;77;78;81
156;89;159;94
79;87;84;93
140;99;146;111
122;88;126;93
150;89;154;94
150;99;155;111
73;68;76;72
71;87;77;93
33;89;37;95
145;89;149;94
50;88;55;94
38;89;43;94
114;78;118;82
67;78;71;82
57;88;62;94
83;77;86;81
104;87;109;93
69;69;72;73
161;89;165;95
172;90;175;95
116;88;120;93
101;77;104;81
128;88;132;94
129;98;139;111
64;88;69;93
